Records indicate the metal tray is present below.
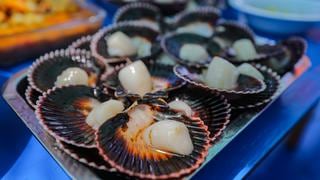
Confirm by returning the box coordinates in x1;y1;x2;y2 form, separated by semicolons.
2;56;316;179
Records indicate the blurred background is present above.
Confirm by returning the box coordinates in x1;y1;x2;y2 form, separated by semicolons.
0;0;320;179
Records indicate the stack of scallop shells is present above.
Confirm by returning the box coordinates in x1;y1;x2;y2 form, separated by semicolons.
25;2;306;179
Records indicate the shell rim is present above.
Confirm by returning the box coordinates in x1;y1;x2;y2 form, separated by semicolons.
56;140;116;172
68;35;92;51
25;85;39;109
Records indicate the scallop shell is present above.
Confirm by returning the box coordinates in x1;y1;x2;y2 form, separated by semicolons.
91;21;161;64
113;2;164;32
174;64;267;95
161;32;223;68
261;37;307;76
167;85;231;142
231;64;281;109
212;21;255;48
36;85;116;148
172;6;220;35
28;49;105;93
25;86;42;109
103;61;186;95
225;43;284;64
56;140;115;171
68;35;92;51
96;103;211;179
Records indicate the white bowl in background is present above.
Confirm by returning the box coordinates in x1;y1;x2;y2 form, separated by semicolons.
229;0;320;35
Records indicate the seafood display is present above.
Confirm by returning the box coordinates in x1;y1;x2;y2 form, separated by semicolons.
19;2;307;179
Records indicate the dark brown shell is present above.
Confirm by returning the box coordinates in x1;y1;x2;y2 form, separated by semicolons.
25;86;42;109
96;104;211;179
28;49;105;93
36;85;116;148
172;6;220;35
174;64;267;95
230;64;281;109
161;32;223;68
113;2;163;33
68;35;92;51
102;61;186;95
91;21;161;64
150;0;188;16
56;140;115;171
260;37;307;76
212;21;255;48
167;85;231;142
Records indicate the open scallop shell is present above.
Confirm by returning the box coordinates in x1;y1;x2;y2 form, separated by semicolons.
68;35;92;51
231;64;281;110
174;64;266;95
96;103;211;179
25;86;42;109
172;6;220;37
28;49;105;93
113;2;164;32
260;37;307;76
91;21;161;64
36;85;116;148
102;61;186;95
161;32;223;68
212;21;255;49
56;140;115;171
167;85;231;142
225;43;284;64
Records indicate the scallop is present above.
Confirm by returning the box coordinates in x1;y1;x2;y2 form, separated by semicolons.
232;39;257;61
118;60;153;96
143;120;194;155
130;36;152;57
55;67;89;87
238;63;264;81
168;100;193;117
179;43;209;62
106;31;137;56
86;100;124;130
177;22;214;38
205;56;239;90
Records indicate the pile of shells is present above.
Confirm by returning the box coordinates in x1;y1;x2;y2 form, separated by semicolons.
24;2;306;179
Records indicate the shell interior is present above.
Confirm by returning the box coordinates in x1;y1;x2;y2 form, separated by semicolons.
36;85;113;148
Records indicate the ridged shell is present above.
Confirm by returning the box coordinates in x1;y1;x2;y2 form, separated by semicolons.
172;6;220;36
36;85;115;148
113;2;163;32
25;86;42;109
68;35;92;51
231;64;281;109
28;49;105;93
91;21;161;64
102;61;186;94
56;140;115;171
96;104;211;179
161;32;223;68
167;85;231;142
212;21;255;48
174;64;267;95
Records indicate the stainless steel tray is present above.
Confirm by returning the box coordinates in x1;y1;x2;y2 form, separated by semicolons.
2;56;316;179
